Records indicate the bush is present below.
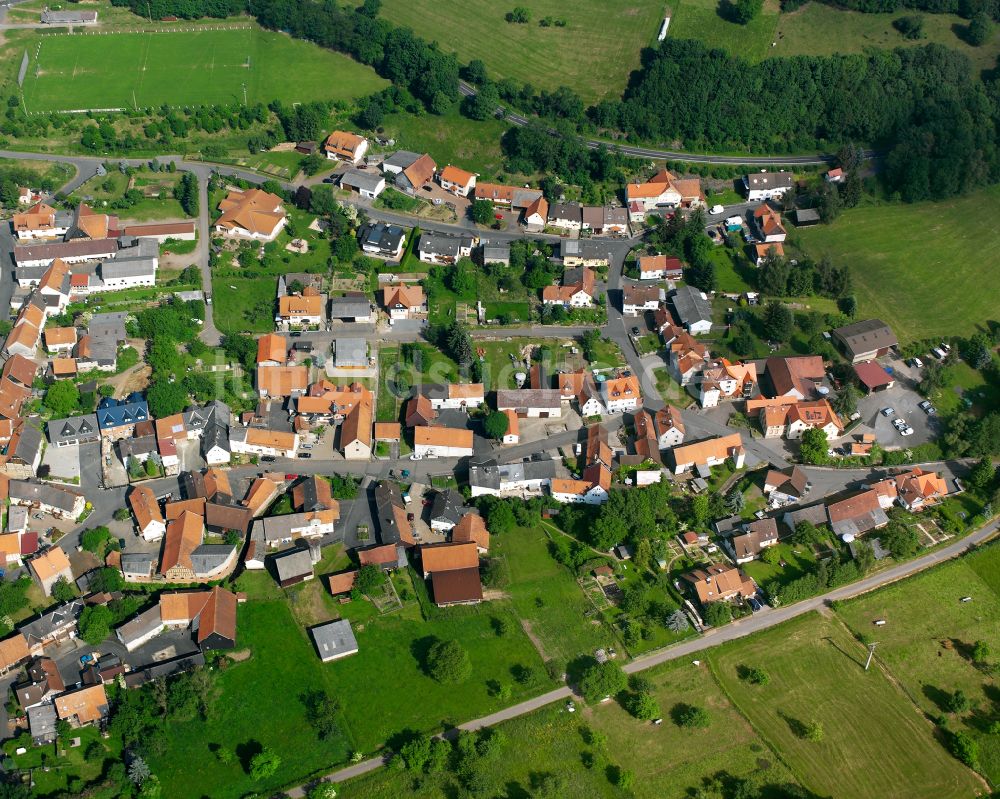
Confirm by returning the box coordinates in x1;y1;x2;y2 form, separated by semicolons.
624;691;661;720
741;665;770;685
672;703;710;728
426;639;472;684
702;602;732;627
578;661;627;703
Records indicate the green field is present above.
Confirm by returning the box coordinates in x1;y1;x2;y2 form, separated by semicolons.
148;600;353;799
710;613;983;799
836;543;1000;783
669;0;781;62
669;0;1000;71
346;658;806;799
594;658;804;797
792;184;1000;343
381;106;511;179
21;27;388;112
377;0;664;104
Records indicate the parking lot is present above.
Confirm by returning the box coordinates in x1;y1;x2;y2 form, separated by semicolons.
853;355;939;448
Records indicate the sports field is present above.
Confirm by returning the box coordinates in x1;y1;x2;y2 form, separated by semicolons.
792;183;1000;344
377;0;664;103
710;613;984;799
20;27;388;112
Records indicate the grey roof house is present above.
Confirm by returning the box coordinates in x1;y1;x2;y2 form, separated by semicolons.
329;293;372;322
311;619;358;662
334;338;369;368
47;414;100;447
272;546;314;587
670;285;713;334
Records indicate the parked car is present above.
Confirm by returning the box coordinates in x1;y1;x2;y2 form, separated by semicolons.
284;474;299;480
900;426;914;436
709;204;725;215
881;407;895;417
631;326;641;336
298;452;312;459
261;455;276;462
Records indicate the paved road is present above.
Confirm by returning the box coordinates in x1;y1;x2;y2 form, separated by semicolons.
457;80;870;166
286;513;999;794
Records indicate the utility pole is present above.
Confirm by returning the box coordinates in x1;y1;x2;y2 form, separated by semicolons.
864;642;878;671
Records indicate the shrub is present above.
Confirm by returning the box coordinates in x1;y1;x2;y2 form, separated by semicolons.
427;639;472;684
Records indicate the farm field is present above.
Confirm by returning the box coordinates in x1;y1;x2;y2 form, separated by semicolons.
791;184;1000;343
495;525;617;669
835;542;1000;783
20;27;388;112
710;612;984;799
377;0;664;104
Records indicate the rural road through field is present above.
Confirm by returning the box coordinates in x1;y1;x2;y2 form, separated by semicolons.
286;515;1000;796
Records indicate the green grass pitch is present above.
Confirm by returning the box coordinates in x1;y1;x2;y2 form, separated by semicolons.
21;27;388;112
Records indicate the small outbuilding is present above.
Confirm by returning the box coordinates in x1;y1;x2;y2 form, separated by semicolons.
311;619;358;662
853;360;895;393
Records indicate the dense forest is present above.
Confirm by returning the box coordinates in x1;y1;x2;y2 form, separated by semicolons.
590;40;1000;200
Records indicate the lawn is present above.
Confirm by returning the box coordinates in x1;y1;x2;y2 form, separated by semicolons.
928;359;1000;419
148;600;354;799
710;612;984;799
380;106;510;178
377;0;664;104
211;274;277;334
708;246;755;293
740;541;820;589
496;525;617;669
376;347;401;423
791;184;1000;343
835;543;1000;783
22;27;388;112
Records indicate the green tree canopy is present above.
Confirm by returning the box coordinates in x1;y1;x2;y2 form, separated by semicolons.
427;638;472;683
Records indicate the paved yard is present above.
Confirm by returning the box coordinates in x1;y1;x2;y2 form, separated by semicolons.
42;443;80;483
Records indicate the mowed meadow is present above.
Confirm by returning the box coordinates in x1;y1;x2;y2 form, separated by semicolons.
377;0;665;103
791;184;1000;344
20;27;388;111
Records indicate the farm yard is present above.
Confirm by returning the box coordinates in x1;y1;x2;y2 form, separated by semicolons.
791;183;1000;344
20;27;388;112
709;613;984;799
377;0;665;104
